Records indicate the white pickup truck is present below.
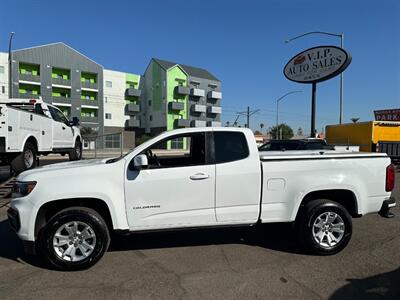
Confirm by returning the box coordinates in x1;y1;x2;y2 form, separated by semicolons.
7;127;396;270
0;99;82;173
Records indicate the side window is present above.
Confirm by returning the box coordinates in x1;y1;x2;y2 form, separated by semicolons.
214;132;249;163
141;133;206;169
34;104;45;116
49;106;68;124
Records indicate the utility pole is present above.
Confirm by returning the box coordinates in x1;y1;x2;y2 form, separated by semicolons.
237;106;260;129
8;32;15;99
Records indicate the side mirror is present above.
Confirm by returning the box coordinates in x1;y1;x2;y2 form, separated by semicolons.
70;117;80;126
131;154;148;170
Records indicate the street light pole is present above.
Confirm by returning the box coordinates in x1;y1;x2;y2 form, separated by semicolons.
275;90;302;139
339;34;344;124
8;32;15;99
285;31;344;124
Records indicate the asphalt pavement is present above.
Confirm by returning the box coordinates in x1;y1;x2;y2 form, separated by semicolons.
0;168;399;299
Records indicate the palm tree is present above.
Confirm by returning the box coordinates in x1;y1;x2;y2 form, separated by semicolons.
225;121;230;127
260;123;265;131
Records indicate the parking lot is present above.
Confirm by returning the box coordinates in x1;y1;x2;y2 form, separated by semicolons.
0;167;399;299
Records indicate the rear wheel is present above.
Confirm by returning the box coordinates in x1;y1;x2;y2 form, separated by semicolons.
295;199;352;255
11;142;37;174
69;140;82;161
38;207;110;270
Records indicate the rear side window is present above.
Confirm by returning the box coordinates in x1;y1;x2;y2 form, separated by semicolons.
214;132;249;163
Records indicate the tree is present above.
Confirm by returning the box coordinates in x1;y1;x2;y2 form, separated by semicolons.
80;126;96;138
297;127;303;136
351;118;359;123
268;123;294;140
260;123;265;131
225;121;230;127
254;130;262;135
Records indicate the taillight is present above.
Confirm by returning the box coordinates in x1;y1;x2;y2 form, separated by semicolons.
386;164;395;192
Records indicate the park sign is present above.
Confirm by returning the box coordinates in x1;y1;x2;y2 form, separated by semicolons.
283;45;352;83
374;109;400;121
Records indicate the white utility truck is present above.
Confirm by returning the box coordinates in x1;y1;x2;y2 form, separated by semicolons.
0;99;82;173
8;127;396;270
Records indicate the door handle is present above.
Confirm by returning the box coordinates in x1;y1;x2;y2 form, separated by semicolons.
190;173;209;180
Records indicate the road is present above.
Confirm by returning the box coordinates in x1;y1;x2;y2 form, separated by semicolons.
0;169;398;299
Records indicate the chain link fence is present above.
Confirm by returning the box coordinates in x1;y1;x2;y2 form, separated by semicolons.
82;132;128;159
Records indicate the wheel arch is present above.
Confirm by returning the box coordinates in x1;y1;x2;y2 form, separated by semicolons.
295;189;359;220
35;198;114;240
22;135;39;152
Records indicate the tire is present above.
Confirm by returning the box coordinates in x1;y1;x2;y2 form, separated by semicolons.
295;199;352;255
11;142;37;174
37;207;110;271
69;140;82;161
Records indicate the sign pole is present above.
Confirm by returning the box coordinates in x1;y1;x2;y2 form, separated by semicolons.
311;82;317;137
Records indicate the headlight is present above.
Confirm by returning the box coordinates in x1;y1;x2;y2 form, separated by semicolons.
12;181;37;196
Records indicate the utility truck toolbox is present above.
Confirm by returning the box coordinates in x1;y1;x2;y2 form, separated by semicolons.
8;127;396;270
0;98;82;173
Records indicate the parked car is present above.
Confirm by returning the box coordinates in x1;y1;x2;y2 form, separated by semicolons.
0;98;82;173
258;139;333;151
8;127;396;270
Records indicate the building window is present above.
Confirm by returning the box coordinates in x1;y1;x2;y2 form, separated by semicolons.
104;134;121;149
105;80;112;88
105;113;112;119
105;97;108;103
0;66;4;74
148;100;152;106
1;86;4;94
149;115;153;121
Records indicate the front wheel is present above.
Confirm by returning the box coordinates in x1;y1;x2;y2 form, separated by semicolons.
69;140;82;161
38;207;110;270
295;199;352;255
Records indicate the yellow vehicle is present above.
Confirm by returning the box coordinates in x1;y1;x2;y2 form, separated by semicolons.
325;121;400;154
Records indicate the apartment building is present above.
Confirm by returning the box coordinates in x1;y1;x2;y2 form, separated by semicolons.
8;42;104;135
0;52;8;102
141;58;222;137
2;42;222;149
103;69;142;148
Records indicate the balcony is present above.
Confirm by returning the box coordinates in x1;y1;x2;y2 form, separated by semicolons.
207;121;221;127
81;99;99;107
191;104;206;113
175;86;190;95
207;106;222;114
52;96;71;105
81;81;98;90
191;120;206;127
19;73;41;83
190;88;205;97
125;88;141;97
19;92;41;99
128;118;140;127
207;91;222;100
80;116;99;123
52;77;71;86
126;103;140;115
169;101;185;111
174;119;190;128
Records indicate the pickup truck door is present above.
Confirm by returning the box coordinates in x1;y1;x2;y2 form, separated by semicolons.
213;131;261;223
125;132;217;229
48;106;74;148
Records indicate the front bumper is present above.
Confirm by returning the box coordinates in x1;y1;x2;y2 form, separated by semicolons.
379;197;396;218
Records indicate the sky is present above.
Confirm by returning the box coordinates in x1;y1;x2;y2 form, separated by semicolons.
1;0;399;134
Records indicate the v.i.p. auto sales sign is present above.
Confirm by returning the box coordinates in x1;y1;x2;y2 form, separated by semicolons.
283;45;352;83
